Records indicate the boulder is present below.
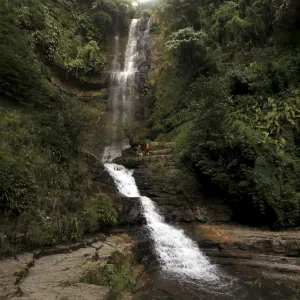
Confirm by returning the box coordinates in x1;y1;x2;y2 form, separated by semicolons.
87;153;115;186
117;197;145;226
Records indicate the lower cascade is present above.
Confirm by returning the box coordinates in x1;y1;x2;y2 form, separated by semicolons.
105;163;220;282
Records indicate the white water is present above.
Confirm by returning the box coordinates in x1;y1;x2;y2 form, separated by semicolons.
110;19;139;128
102;19;221;283
101;19;141;163
105;163;220;282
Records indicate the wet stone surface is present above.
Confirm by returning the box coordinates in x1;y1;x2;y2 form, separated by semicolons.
0;234;138;300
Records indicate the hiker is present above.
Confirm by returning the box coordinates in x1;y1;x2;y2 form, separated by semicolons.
136;144;143;156
145;143;151;155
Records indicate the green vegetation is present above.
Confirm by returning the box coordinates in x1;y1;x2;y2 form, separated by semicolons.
0;92;118;256
252;272;300;300
147;0;300;228
2;0;132;78
0;0;133;256
81;252;133;297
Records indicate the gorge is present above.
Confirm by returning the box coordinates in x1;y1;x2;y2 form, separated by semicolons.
0;0;300;299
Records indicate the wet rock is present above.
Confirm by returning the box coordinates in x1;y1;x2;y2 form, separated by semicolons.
180;207;208;223
132;264;150;291
87;152;115;187
0;253;34;299
1;234;139;300
181;223;300;276
132;155;230;224
135;272;150;291
117;197;145;225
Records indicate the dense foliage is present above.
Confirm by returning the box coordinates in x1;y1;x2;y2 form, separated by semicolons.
0;0;133;256
1;0;132;82
81;251;133;296
148;0;300;228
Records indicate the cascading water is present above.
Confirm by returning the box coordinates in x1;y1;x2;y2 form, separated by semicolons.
102;19;140;162
111;19;138;126
103;18;222;283
105;163;220;282
99;19;287;300
102;19;234;292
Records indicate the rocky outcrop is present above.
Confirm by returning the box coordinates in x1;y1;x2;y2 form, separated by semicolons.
87;152;115;193
118;143;300;279
182;223;300;277
116;197;145;226
51;65;109;95
88;153;144;226
190;224;300;256
119;143;232;224
0;234;148;300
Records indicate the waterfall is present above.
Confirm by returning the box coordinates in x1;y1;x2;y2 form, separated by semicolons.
112;35;120;72
105;163;220;282
102;19;140;163
102;19;222;283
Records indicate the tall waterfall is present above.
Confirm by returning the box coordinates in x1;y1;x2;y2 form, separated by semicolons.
103;19;140;162
103;19;221;283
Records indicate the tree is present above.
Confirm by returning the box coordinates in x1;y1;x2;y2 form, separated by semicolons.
122;122;139;148
66;40;106;77
165;27;212;74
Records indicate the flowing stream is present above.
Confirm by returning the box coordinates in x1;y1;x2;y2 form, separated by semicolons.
100;19;296;300
101;18;247;300
103;18;225;286
105;164;221;283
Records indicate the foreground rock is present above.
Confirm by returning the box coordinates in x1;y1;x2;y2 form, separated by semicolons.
0;234;147;300
182;223;300;278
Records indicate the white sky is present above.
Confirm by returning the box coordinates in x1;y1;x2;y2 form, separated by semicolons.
132;0;153;6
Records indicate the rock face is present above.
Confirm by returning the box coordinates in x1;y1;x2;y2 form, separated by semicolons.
51;65;109;96
119;143;300;278
116;197;145;225
182;223;300;277
87;152;115;192
0;253;34;299
135;17;152;121
88;153;145;226
0;234;143;300
119;143;232;224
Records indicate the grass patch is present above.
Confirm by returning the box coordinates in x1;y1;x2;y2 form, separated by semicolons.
81;252;134;297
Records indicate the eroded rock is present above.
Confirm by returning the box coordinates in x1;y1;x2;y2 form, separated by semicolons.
0;253;34;299
183;223;300;276
117;197;145;225
1;234;137;300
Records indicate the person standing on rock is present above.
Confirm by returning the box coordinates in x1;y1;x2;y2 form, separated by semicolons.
145;143;151;155
136;144;143;156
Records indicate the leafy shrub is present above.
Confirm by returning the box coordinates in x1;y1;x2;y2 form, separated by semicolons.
66;40;106;76
183;76;300;228
0;98;117;253
81;252;133;294
84;195;117;232
165;27;217;75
